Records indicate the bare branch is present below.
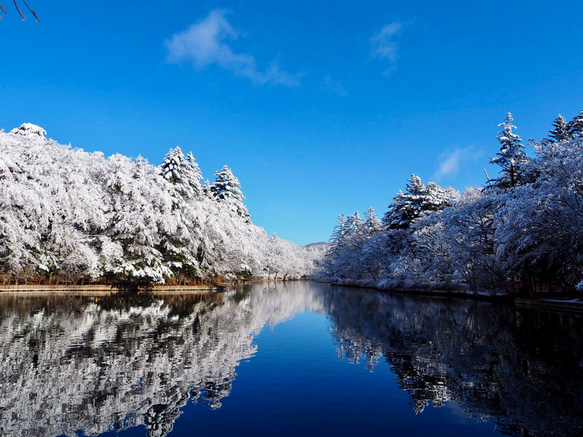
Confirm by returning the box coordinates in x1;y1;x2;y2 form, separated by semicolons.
13;0;25;20
21;0;38;22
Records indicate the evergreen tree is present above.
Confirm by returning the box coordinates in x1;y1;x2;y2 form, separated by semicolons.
186;152;203;181
329;214;348;244
160;147;185;184
160;147;202;198
363;207;383;234
345;211;364;235
202;179;212;198
546;114;572;143
567;110;583;138
183;151;203;197
383;175;454;229
210;166;250;221
489;113;527;189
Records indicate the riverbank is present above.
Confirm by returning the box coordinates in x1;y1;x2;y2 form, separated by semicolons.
326;281;583;313
0;284;222;296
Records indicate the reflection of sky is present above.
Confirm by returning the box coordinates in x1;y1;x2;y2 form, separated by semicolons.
170;311;495;437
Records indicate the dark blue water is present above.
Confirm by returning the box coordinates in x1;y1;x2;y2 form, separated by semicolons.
0;282;581;437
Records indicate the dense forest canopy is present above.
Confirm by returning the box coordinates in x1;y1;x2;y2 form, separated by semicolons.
0;124;323;285
317;110;583;296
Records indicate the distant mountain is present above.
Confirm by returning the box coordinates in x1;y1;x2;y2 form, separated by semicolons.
303;242;329;251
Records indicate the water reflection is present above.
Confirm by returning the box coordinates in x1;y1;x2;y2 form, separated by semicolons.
324;287;583;436
0;283;581;437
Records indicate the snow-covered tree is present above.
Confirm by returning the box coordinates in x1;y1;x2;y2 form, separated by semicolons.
546;114;572;143
567;110;583;138
160;147;202;199
185;152;203;187
160;147;186;184
493;136;583;293
318;111;583;295
0;124;319;286
210;166;250;221
9;122;46;138
363;207;383;234
383;175;456;229
489;113;527;189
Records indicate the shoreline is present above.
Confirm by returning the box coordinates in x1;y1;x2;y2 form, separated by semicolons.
0;284;221;296
326;282;583;314
2;282;582;314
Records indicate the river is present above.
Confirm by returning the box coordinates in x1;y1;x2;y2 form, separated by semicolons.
0;281;581;436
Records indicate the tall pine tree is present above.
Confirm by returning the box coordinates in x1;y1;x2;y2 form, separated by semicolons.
567;110;583;138
546;114;572;143
383;175;454;229
160;147;202;198
210;166;250;221
489;113;527;189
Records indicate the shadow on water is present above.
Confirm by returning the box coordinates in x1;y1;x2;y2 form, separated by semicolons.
0;282;581;436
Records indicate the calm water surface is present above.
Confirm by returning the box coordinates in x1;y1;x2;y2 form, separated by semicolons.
0;282;581;436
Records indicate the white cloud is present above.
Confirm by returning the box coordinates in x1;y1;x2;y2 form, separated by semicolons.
435;146;481;179
321;76;348;97
165;10;302;87
370;21;406;77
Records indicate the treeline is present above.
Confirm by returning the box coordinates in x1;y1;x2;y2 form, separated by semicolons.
0;124;322;286
318;111;583;296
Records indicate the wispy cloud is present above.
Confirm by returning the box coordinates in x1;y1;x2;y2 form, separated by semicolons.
435;146;481;180
370;21;407;77
165;10;303;87
321;76;349;97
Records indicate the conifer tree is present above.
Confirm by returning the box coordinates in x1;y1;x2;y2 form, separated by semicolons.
546;114;572;143
363;207;383;234
383;175;454;229
490;113;527;189
160;147;202;198
183;151;203;197
160;147;185;184
210;166;250;221
567;110;583;138
186;152;203;181
329;214;347;244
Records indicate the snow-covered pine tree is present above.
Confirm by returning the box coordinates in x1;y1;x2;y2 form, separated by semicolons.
202;179;212;198
383;175;425;229
160;147;203;199
546;114;572;143
183;151;203;197
567;110;583;138
363;207;383;234
9;122;46;138
210;166;250;221
160;147;185;184
329;214;347;243
383;175;454;229
345;211;364;235
186;152;203;180
489;112;527;189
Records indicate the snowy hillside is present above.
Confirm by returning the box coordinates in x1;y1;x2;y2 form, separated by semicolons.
0;124;320;285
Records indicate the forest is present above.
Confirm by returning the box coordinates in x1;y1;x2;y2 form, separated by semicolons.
3;110;583;295
0;124;322;286
317;111;583;296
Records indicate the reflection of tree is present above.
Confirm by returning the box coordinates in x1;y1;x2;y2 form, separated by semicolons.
1;283;581;437
0;283;325;437
325;287;583;436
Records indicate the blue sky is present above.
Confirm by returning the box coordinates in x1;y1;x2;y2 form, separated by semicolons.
2;1;582;245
